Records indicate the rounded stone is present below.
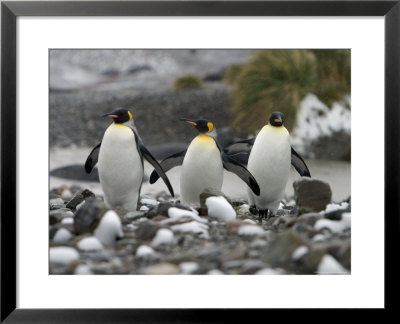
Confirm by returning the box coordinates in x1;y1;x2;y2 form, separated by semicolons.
293;178;332;214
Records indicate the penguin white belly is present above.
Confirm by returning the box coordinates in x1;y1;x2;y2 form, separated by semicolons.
247;125;291;212
180;135;223;205
98;124;143;211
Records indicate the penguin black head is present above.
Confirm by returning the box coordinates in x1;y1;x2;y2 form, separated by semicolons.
269;112;284;127
102;108;133;124
180;118;213;133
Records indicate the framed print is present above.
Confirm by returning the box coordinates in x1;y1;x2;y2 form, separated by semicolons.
1;0;398;322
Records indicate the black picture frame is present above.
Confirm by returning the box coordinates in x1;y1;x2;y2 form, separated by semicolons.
1;0;398;322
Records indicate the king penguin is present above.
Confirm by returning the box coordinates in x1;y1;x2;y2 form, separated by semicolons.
244;111;310;217
149;118;260;205
84;108;174;211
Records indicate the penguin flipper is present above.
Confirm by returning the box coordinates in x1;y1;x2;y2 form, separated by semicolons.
225;151;251;165
221;152;260;196
233;137;256;146
224;137;255;152
291;147;311;177
149;150;186;184
139;144;175;197
85;142;101;174
223;137;255;164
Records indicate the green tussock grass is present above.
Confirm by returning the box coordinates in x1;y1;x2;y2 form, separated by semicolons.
174;74;203;89
225;49;351;133
224;64;244;84
311;49;351;107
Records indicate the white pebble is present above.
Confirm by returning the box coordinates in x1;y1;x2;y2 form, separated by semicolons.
207;269;225;275
74;264;92;275
179;262;199;274
50;247;79;265
50;198;64;206
171;221;209;239
205;196;236;222
324;202;349;213
168;207;207;224
317;255;348;274
94;210;124;246
53;228;72;243
62;210;75;218
61;217;74;225
238;225;264;236
61;189;73;200
77;236;103;251
111;257;123;268
136;245;155;257
139;205;149;212
151;228;174;247
251;239;268;248
292;246;309;260
312;234;326;242
314;212;351;233
126;224;137;231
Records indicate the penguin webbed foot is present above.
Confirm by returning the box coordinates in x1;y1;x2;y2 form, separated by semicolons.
249;205;258;215
258;209;273;219
249;205;274;219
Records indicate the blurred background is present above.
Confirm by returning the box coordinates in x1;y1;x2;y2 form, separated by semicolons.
49;49;351;202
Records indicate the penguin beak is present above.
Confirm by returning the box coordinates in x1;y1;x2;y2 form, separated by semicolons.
274;118;282;124
180;118;197;126
102;113;118;119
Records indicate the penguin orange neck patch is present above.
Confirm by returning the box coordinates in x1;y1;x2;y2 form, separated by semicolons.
113;122;128;127
195;134;215;144
197;134;212;139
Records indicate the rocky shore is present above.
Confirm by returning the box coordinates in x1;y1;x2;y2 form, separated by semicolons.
49;178;351;275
